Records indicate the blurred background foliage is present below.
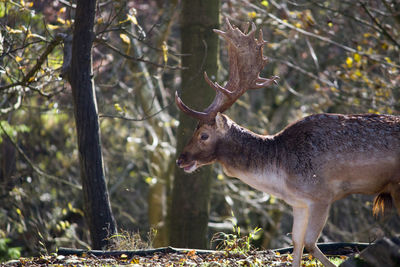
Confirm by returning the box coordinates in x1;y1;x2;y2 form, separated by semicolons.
0;0;399;258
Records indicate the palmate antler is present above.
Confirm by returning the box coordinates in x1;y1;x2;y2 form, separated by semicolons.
175;18;279;123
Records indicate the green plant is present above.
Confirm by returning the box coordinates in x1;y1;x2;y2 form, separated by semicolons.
211;218;262;256
0;238;21;262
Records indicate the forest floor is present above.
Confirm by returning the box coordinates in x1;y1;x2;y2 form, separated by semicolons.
0;249;346;267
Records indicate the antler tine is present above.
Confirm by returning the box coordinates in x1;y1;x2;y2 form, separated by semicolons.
258;29;268;46
247;22;257;38
175;91;209;121
203;71;233;97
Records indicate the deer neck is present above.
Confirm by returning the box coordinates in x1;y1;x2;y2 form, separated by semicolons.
216;123;288;197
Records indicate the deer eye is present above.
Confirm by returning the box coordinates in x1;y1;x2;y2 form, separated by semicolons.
200;133;209;141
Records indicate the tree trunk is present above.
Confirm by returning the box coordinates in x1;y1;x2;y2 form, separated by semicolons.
169;0;220;249
67;0;117;249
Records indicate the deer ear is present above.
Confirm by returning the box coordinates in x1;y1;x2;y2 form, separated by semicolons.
215;112;230;133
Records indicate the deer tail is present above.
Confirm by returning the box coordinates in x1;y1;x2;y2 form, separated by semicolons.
373;192;393;216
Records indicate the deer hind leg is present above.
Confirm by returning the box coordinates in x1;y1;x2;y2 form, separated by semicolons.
303;203;336;267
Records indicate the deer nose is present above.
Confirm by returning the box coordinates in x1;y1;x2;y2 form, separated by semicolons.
176;153;187;166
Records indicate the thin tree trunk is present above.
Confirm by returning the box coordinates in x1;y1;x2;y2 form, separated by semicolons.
169;0;220;249
68;0;117;249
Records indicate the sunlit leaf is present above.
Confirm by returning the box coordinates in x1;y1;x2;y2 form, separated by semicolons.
248;11;257;19
114;103;123;112
47;24;59;30
57;17;66;24
0;3;5;18
127;14;138;25
353;53;361;63
58;7;66;14
162;41;168;63
119;33;130;44
345;57;353;68
6;26;23;34
15;56;23;62
384;57;392;63
261;1;269;7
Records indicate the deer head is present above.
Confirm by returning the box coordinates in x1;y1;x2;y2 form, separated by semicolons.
175;19;278;173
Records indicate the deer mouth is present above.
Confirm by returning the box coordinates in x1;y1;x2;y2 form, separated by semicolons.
180;161;198;173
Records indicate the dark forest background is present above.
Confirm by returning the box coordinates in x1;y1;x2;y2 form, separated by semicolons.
0;0;399;258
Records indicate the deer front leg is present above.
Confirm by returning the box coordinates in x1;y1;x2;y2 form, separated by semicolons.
303;203;335;267
291;206;309;267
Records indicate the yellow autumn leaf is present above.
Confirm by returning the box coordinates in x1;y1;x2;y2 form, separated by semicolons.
346;57;353;68
28;76;35;82
58;7;66;14
355;69;362;77
15;56;23;62
119;33;130;44
127;14;138;25
47;24;59;30
261;0;269;7
6;26;23;34
57;17;66;24
114;103;123;112
384;57;392;64
130;258;140;264
353;53;361;63
162;41;168;63
248;11;257;19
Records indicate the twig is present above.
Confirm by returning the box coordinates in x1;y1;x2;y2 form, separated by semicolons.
96;38;182;70
99;100;174;122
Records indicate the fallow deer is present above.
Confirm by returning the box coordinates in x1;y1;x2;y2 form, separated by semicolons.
175;19;400;267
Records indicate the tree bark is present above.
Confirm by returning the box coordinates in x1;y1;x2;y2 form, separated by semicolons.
169;0;220;249
67;0;117;249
